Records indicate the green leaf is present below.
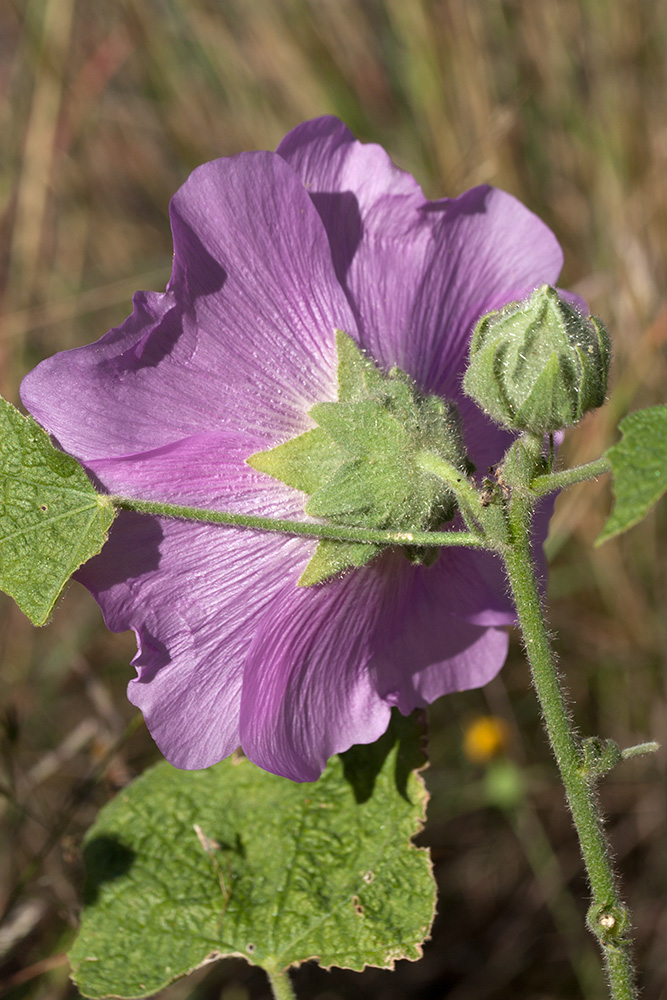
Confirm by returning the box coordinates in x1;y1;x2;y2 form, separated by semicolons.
0;396;115;625
69;714;435;999
596;405;667;544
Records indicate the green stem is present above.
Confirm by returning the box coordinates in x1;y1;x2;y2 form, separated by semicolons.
264;963;297;1000
621;741;659;761
110;495;488;549
530;455;611;496
504;794;602;997
503;490;637;1000
414;451;485;531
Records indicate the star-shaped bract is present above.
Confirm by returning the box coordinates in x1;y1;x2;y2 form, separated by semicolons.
21;118;564;781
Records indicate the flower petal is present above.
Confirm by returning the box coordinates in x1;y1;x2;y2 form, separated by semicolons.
406;186;564;395
238;542;514;781
76;433;315;769
277;116;425;282
345;553;511;711
77;516;306;769
373;617;510;714
21;151;357;461
86;429;307;516
279;117;563;397
278;117;432;369
239;565;395;781
426;546;515;628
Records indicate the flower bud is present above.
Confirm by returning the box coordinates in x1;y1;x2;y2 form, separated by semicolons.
463;285;611;434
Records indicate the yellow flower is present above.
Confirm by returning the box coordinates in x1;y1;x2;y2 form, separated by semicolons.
463;715;510;763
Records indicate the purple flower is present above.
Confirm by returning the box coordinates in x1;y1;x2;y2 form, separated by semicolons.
21;118;564;781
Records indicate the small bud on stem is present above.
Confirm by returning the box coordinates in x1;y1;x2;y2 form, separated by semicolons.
464;285;611;435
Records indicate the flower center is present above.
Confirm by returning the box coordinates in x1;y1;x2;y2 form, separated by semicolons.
247;331;471;585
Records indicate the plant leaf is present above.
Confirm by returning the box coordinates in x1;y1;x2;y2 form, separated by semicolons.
0;396;115;625
596;405;667;544
69;713;435;999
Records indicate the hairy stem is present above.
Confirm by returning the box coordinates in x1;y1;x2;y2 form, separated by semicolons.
264;963;297;1000
530;455;611;495
414;451;485;532
503;489;637;1000
110;496;488;549
621;741;659;761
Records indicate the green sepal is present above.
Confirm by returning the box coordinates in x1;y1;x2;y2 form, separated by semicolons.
514;351;576;432
248;331;470;585
69;713;435;999
309;397;410;456
306;455;411;527
596;404;667;544
298;538;381;586
0;395;115;625
335;328;386;401
247;427;343;495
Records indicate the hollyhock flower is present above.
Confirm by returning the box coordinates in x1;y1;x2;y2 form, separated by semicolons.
20;117;566;782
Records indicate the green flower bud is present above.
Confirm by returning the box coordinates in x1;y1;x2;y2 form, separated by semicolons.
463;285;611;435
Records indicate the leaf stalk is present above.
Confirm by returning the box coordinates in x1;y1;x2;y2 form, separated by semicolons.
110;496;487;549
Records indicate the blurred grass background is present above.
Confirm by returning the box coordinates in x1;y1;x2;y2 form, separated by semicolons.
1;1;666;998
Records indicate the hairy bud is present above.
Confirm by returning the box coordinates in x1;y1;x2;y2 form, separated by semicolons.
464;285;611;434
